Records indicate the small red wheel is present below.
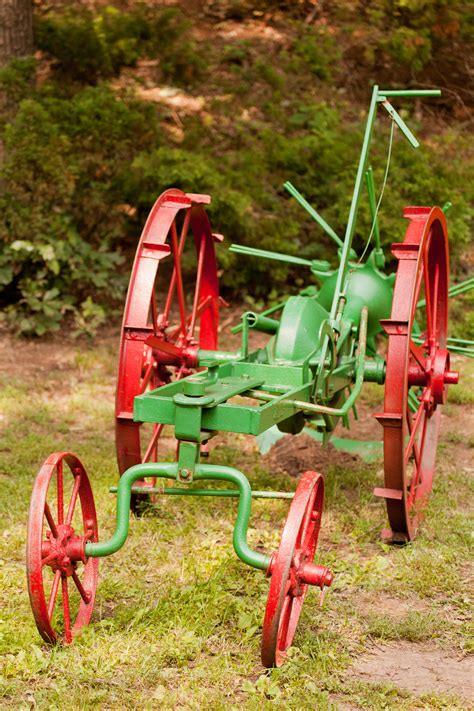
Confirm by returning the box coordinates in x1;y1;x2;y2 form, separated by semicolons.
376;207;459;541
261;471;333;668
115;190;220;499
26;453;99;644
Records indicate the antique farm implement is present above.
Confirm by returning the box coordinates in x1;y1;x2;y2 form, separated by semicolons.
26;86;473;666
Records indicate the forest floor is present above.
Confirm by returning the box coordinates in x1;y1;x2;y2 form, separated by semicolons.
0;331;472;710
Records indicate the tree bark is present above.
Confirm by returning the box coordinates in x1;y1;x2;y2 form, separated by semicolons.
0;0;34;67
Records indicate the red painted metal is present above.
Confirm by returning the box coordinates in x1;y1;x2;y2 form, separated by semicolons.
261;471;333;667
115;189;220;498
376;206;458;540
26;452;99;644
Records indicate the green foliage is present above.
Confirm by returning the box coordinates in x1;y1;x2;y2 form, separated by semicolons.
285;25;341;80
35;5;205;85
0;2;472;335
0;84;157;335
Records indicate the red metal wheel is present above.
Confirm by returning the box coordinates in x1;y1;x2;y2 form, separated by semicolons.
26;452;99;644
375;207;459;541
261;471;333;668
115;190;220;496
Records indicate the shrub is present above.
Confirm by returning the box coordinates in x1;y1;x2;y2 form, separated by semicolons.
35;5;206;85
0;85;158;335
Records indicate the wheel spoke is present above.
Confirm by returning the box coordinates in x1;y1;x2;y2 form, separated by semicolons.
423;257;433;338
44;502;59;538
57;460;64;526
404;399;425;464
168;295;213;341
297;491;317;551
142;423;165;463
65;473;81;527
139;357;156;394
277;593;292;651
151;289;158;332
170;221;188;333
410;341;426;368
42;551;57;567
47;569;61;620
72;570;90;604
161;213;191;325
61;576;72;643
406;405;420;467
430;263;439;342
188;236;207;339
408;413;428;506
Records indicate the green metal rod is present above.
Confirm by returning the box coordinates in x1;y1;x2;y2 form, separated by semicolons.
448;337;474;346
86;463;271;571
330;85;380;319
411;336;474;357
380;99;419;148
231;300;287;334
365;167;381;251
284;181;344;248
109;486;294;500
378;89;441;97
198;349;241;364
417;277;474;308
229;243;313;267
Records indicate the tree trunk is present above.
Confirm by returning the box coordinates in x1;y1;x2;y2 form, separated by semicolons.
0;0;34;67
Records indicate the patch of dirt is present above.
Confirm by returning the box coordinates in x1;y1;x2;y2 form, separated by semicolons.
351;642;474;704
265;433;361;478
340;591;431;623
0;331;119;387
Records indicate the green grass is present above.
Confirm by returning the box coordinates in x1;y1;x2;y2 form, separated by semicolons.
0;342;472;709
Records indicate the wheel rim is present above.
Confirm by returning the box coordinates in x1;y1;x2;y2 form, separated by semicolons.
115;190;220;484
378;207;458;540
261;471;332;667
26;452;99;644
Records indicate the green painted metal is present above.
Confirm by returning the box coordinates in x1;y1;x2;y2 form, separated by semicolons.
329;85;380;320
246;312;280;334
273;296;330;363
317;260;394;339
87;463;271;570
109;486;295;500
228;244;332;279
363;357;386;384
283;181;344;248
364;167;384;265
377;89;441;97
231;300;288;335
379;99;419;148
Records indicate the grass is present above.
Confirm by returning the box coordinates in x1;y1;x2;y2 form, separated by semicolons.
0;339;472;709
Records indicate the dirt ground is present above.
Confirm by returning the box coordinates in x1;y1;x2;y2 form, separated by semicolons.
352;643;473;703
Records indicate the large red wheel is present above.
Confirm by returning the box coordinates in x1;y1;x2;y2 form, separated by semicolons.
261;471;333;668
26;453;99;644
376;207;459;541
115;190;220;496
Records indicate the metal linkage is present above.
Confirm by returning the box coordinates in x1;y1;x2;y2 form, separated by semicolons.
86;463;272;571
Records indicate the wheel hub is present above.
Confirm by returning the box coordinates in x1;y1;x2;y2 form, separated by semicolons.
42;525;87;575
408;347;458;407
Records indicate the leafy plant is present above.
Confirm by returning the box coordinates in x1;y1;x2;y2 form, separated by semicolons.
35;5;206;85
